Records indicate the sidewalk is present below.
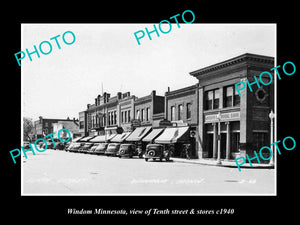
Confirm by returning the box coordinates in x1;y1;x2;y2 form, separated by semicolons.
172;157;274;169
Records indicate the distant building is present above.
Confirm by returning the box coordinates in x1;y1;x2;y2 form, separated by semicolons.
52;120;80;139
33;116;79;140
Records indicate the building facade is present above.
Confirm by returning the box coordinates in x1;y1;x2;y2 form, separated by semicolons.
117;92;136;132
134;90;164;128
33;116;79;140
164;85;199;158
190;53;274;162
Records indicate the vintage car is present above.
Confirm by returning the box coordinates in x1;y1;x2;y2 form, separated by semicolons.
54;140;66;150
23;141;31;150
93;143;109;155
39;140;54;150
118;143;143;158
68;142;84;152
78;142;94;153
104;143;120;156
86;143;100;154
144;144;171;162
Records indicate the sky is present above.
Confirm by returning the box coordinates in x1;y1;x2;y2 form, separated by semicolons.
22;23;276;121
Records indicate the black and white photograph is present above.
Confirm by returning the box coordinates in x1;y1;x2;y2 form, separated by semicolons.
4;4;298;221
21;23;276;195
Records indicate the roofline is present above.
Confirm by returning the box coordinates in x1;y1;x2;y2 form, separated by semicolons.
189;53;274;77
165;84;198;96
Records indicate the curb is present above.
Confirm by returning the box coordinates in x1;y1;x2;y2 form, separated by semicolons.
172;158;275;169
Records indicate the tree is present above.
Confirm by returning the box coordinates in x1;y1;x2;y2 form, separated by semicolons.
23;117;34;142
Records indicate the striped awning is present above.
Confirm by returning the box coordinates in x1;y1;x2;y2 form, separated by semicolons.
154;126;189;144
110;132;132;143
125;126;152;142
142;128;165;142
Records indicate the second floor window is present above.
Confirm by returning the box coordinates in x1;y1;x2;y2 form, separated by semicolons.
186;103;191;119
205;89;219;110
141;109;145;121
224;85;240;107
171;106;175;121
146;108;150;121
178;104;183;120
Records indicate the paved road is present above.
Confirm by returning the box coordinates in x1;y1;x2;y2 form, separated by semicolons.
22;150;275;195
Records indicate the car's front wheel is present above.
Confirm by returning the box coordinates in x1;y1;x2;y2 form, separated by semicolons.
145;158;148;162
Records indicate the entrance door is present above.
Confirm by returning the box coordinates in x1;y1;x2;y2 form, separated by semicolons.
206;134;214;158
220;133;227;159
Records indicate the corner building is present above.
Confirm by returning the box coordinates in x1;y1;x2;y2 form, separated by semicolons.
190;53;274;162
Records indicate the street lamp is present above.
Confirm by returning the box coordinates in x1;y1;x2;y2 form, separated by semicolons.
269;110;275;166
216;111;222;165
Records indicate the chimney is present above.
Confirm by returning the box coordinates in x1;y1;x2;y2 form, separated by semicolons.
87;104;90;109
95;98;98;106
117;92;122;100
167;87;170;93
97;95;101;105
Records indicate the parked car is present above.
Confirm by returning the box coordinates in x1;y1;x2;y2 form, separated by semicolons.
144;144;171;162
66;142;77;152
93;143;109;155
54;141;66;150
118;144;142;158
23;141;31;150
86;143;100;154
40;140;54;150
104;143;120;156
69;142;83;152
78;142;94;153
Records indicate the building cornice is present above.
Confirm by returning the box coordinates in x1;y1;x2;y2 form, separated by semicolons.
189;53;274;78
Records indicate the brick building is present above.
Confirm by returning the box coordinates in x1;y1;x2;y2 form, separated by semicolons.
133;90;164;128
33;116;79;140
190;53;274;162
117;92;136;132
158;85;199;158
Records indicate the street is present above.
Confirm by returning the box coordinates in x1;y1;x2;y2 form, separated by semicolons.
22;150;275;195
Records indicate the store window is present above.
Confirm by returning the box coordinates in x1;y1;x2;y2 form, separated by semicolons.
128;110;131;122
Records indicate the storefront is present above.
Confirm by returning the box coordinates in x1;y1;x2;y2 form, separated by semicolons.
142;128;165;144
110;132;131;143
125;126;152;151
190;53;274;161
89;134;116;143
154;126;192;158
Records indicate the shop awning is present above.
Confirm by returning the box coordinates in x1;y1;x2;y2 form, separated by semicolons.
89;134;116;142
72;137;84;142
125;126;152;142
142;128;165;142
79;136;96;142
110;132;131;143
154;126;189;144
89;135;106;142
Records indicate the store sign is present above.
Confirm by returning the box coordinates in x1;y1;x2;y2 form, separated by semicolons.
205;112;240;123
